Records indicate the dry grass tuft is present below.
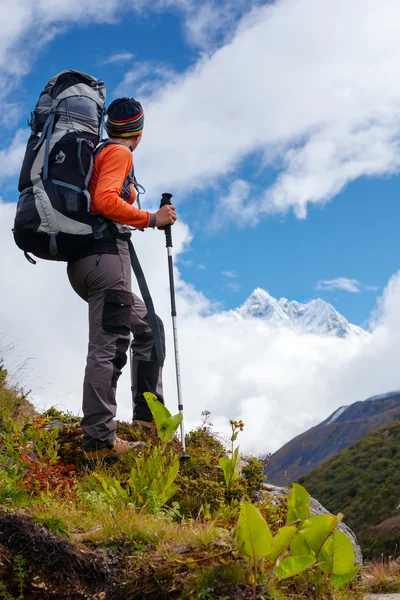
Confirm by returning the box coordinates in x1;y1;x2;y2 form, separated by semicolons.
361;557;400;593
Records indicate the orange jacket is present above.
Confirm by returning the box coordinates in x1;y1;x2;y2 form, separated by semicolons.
89;144;153;229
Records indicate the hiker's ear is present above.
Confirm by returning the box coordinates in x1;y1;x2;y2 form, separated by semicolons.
130;134;142;151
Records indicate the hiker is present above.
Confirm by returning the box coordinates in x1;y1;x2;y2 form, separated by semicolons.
66;98;177;460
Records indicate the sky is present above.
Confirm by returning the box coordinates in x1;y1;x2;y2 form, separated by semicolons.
1;0;400;455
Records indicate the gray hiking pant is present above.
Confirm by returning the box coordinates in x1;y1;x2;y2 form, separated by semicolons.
67;239;165;448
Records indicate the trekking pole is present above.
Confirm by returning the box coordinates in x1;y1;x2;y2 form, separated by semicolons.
160;193;190;460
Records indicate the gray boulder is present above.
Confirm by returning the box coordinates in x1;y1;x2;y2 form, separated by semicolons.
262;483;362;565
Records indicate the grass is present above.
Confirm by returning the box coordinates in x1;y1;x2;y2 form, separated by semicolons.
361;557;400;594
0;365;366;599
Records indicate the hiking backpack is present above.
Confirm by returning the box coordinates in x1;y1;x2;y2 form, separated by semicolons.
13;69;119;262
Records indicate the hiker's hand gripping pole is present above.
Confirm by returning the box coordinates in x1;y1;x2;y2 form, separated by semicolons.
160;193;189;460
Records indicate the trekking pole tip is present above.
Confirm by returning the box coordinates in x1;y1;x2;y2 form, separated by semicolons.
180;452;190;462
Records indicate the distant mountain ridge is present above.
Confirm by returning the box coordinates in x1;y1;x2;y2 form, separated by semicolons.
298;420;400;558
264;390;400;486
233;288;366;338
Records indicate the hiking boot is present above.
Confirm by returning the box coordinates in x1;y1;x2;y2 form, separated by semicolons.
83;437;145;462
132;419;152;432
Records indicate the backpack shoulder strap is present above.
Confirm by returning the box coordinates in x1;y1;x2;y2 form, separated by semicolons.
94;140;139;203
94;138;126;158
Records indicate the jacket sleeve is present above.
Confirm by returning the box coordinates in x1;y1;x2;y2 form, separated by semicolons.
91;145;152;229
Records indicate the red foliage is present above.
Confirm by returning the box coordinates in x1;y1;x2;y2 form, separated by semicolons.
21;460;77;499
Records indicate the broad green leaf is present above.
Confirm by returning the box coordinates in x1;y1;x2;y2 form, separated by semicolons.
332;566;360;588
290;531;311;557
271;526;297;561
286;483;310;525
236;501;273;560
332;530;355;575
145;393;182;442
319;536;333;574
160;413;183;443
145;392;171;425
299;514;338;555
275;555;316;579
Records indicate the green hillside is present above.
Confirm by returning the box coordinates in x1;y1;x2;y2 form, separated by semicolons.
299;419;400;558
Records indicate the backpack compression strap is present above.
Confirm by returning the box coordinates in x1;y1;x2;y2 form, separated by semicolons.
127;239;164;366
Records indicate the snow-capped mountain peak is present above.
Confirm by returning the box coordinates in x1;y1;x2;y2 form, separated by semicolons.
234;288;366;337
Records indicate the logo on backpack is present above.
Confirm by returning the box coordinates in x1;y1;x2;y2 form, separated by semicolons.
55;150;66;164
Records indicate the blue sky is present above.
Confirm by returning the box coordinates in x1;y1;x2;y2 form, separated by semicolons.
2;0;400;452
2;0;397;329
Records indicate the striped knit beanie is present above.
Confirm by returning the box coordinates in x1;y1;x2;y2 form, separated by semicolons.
106;97;144;138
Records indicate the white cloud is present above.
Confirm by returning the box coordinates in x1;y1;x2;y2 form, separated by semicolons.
316;278;378;293
226;281;241;292
117;0;400;223
115;62;177;99
102;52;134;65
2;202;400;457
0;129;29;181
182;0;258;50
0;0;121;84
222;270;237;278
0;0;198;95
210;180;258;230
316;278;361;293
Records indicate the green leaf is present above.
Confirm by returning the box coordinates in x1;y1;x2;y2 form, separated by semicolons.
92;472;112;497
145;392;171;425
166;455;180;488
231;431;239;443
144;392;182;442
319;536;333;574
298;514;339;555
236;501;273;560
286;483;310;525
331;530;356;575
160;413;183;443
275;555;316;579
114;480;129;501
219;447;240;487
290;532;311;557
219;455;234;487
332;566;360;588
271;526;297;561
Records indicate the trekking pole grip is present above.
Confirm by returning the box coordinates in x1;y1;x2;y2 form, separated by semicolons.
159;192;173;248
